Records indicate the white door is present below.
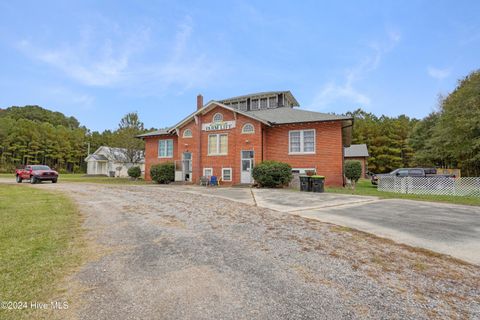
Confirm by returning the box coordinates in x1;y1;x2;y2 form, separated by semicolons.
241;150;254;183
182;152;192;181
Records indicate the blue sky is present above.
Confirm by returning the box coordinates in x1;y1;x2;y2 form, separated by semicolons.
1;1;479;131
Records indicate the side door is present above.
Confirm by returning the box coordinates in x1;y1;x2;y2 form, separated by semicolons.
240;151;254;184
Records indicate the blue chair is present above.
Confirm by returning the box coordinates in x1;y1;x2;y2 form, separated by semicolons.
210;175;218;186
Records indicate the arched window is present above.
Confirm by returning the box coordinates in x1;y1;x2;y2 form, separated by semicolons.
183;129;192;138
212;113;223;122
242;123;255;134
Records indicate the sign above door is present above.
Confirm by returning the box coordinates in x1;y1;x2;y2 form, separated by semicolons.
202;120;236;131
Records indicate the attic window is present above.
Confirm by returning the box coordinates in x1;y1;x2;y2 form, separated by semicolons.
251;99;259;110
183;129;192;138
213;113;223;122
268;96;277;108
260;98;268;109
242;123;255;134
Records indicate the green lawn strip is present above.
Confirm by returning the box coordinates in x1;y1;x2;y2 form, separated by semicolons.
0;185;85;319
326;179;480;206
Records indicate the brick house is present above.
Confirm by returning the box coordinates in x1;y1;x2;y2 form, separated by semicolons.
138;91;353;186
344;144;369;178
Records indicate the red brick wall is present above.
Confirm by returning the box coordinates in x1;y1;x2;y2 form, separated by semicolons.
143;135;178;181
143;104;346;186
196;106;263;185
264;121;344;186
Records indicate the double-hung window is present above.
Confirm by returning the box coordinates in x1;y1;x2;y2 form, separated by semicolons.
158;139;173;158
208;134;228;155
222;168;232;181
289;130;315;154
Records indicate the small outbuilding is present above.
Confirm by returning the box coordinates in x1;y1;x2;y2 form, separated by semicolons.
344;144;369;178
85;146;145;177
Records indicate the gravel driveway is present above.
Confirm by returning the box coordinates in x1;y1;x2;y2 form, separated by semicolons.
30;183;480;319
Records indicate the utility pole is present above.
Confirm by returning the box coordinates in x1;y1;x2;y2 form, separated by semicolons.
87;142;91;155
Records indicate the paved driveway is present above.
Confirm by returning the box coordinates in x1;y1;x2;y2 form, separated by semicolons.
296;199;480;265
167;186;480;264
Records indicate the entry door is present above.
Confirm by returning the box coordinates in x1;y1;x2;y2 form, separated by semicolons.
241;150;254;184
182;152;192;181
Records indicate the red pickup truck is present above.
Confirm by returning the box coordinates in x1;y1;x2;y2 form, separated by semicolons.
16;165;59;184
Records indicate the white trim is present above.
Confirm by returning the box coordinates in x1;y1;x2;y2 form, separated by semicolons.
158;139;174;158
212;112;223;123
288;129;316;154
222;167;232;181
291;168;316;174
241;123;255;134
203;167;213;177
183;128;193;138
207;133;228;156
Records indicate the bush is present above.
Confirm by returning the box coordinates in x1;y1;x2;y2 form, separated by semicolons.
344;160;362;189
150;162;174;184
127;166;142;179
252;161;293;188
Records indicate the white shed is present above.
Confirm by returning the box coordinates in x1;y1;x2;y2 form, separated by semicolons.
85;146;145;177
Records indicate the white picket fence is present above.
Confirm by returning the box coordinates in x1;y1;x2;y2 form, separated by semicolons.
378;176;480;197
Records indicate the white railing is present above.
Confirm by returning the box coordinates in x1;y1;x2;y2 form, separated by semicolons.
378;176;480;197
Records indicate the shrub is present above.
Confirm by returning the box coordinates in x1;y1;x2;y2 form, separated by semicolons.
127;166;142;179
344;160;362;189
252;160;293;188
150;162;174;184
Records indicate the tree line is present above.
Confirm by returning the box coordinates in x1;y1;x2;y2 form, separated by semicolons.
1;70;478;175
349;70;480;176
0;106;148;173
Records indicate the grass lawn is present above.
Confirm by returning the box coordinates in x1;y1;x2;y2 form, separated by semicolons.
0;173;148;185
0;185;86;319
326;179;480;206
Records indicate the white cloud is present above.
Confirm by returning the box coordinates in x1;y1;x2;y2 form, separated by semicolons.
310;30;401;109
427;66;450;80
15;16;224;94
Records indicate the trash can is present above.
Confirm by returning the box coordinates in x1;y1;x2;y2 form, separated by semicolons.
311;176;325;193
300;176;312;192
109;171;115;177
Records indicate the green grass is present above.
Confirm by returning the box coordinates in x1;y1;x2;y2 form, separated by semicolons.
326;179;480;206
0;185;85;319
0;173;148;185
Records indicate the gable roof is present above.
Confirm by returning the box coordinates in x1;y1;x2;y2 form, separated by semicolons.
344;144;369;157
136;129;171;138
169;100;271;131
85;154;108;161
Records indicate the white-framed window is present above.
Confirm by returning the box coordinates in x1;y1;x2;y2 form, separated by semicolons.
260;98;268;109
241;123;255;134
158;139;174;158
203;168;213;177
222;168;232;181
183;129;192;138
291;168;316;174
208;134;228;155
289;129;315;154
212;113;223;122
251;99;259;110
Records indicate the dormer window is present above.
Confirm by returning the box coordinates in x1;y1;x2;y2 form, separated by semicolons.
183;129;192;138
213;113;223;122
